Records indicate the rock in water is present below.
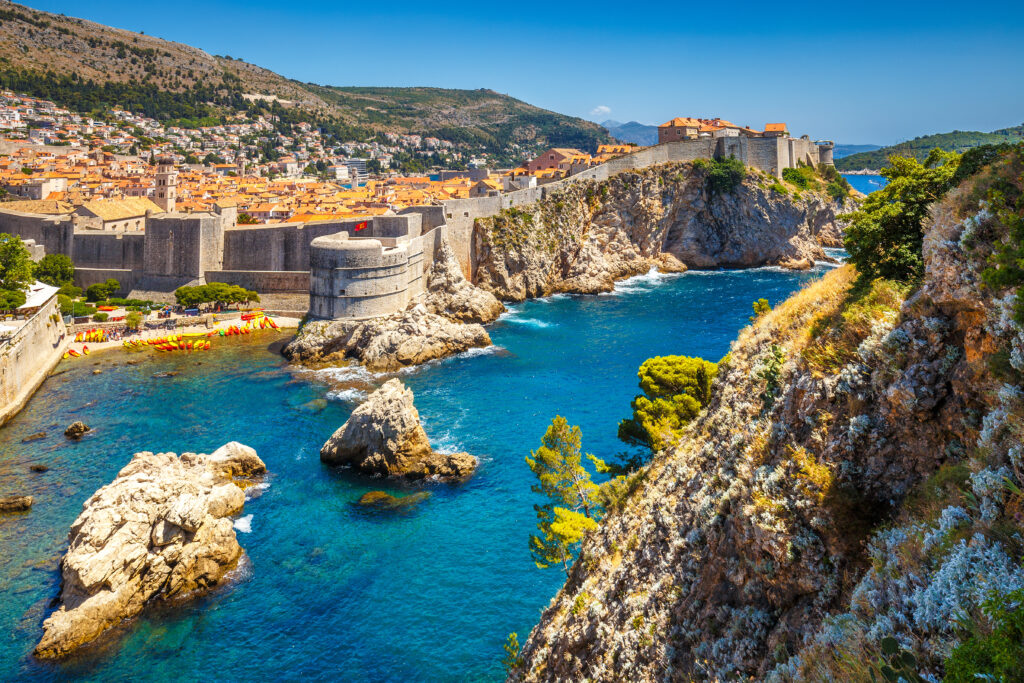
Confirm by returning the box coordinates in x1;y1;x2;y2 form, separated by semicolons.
0;495;33;512
63;422;90;439
34;442;266;659
22;431;46;443
320;379;477;480
285;304;491;372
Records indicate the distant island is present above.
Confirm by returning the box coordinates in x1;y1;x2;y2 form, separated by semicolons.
836;123;1024;170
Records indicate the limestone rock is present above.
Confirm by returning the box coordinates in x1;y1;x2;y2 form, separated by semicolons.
0;495;33;512
34;443;266;659
284;304;491;372
22;431;46;443
423;238;505;324
320;379;477;480
63;422;90;439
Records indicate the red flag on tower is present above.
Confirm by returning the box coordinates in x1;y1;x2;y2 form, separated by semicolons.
354;221;368;231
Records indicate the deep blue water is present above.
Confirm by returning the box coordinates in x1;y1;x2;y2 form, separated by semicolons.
842;173;888;195
0;265;831;681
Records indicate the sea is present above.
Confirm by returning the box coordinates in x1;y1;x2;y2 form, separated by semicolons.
0;259;842;681
842;174;888;195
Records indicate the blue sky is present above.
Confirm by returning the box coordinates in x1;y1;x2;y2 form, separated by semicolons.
27;0;1024;144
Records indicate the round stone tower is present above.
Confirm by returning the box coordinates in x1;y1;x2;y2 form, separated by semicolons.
816;141;835;167
308;233;412;320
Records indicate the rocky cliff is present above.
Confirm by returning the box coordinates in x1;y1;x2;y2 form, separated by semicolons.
473;162;846;302
35;442;266;659
513;158;1024;680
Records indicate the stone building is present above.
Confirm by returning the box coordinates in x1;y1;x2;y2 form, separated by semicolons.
153;157;178;212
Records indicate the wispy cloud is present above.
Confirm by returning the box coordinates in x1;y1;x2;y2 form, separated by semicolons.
590;105;611;118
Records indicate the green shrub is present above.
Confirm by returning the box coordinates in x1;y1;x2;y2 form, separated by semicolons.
782;165;817;190
757;344;786;412
978;146;1024;323
768;182;788;195
945;588;1024;683
92;312;108;322
33;253;74;287
0;288;26;310
826;178;852;201
58;283;82;298
704;157;746;196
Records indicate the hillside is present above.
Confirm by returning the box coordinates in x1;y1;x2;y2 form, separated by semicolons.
0;1;609;158
601;120;659;146
513;149;1024;680
837;124;1024;170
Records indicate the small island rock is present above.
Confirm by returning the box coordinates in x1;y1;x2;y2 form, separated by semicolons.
0;495;33;512
34;442;266;659
63;422;90;439
320;379;477;481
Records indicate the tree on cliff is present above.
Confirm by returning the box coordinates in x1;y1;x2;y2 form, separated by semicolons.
843;149;960;284
618;355;719;453
526;416;600;573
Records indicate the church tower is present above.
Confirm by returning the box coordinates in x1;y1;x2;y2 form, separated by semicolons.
154;157;178;212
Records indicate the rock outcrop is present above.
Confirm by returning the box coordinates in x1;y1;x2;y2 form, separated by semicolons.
63;421;90;439
473;162;844;301
284;238;500;370
321;379;477;480
423;239;505;324
514;157;1024;680
0;495;33;512
284;304;490;372
356;490;432;509
34;442;266;659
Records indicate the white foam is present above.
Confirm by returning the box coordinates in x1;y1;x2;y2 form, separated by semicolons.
501;312;554;328
233;514;253;533
327;387;368;402
456;345;503;359
431;430;464;455
314;363;376;383
611;267;686;294
244;482;269;501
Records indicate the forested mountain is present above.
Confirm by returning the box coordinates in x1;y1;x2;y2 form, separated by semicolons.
837;124;1024;170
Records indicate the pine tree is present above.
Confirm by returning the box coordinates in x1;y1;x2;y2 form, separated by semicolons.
525;416;601;573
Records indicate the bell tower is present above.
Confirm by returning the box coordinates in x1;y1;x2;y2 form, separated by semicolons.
154;156;178;212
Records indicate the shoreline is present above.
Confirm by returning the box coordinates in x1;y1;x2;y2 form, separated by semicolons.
62;316;301;359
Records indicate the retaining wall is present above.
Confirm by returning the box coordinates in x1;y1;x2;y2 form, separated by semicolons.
0;294;67;425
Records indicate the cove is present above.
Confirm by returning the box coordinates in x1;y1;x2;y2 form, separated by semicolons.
0;263;831;681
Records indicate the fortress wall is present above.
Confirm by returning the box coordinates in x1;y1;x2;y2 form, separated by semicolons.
204;270;309;293
143;214;223;279
401;205;447;232
0;294;66;426
73;267;138;294
0;208;74;256
72;232;145;270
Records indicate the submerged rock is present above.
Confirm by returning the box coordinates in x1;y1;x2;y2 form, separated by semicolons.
34;441;266;659
152;371;179;379
29;464;49;473
356;490;432;509
0;495;33;512
63;422;90;439
320;379;477;481
22;431;46;443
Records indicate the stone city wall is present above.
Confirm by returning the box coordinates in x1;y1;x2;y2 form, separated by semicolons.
204;269;310;293
0;294;66;425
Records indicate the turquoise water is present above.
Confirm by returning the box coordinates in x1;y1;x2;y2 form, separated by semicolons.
842;173;888;195
0;265;831;681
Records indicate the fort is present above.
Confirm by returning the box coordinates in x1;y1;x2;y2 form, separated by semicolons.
0;136;834;320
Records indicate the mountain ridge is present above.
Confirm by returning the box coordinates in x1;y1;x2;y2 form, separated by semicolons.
0;0;609;159
836;124;1024;170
